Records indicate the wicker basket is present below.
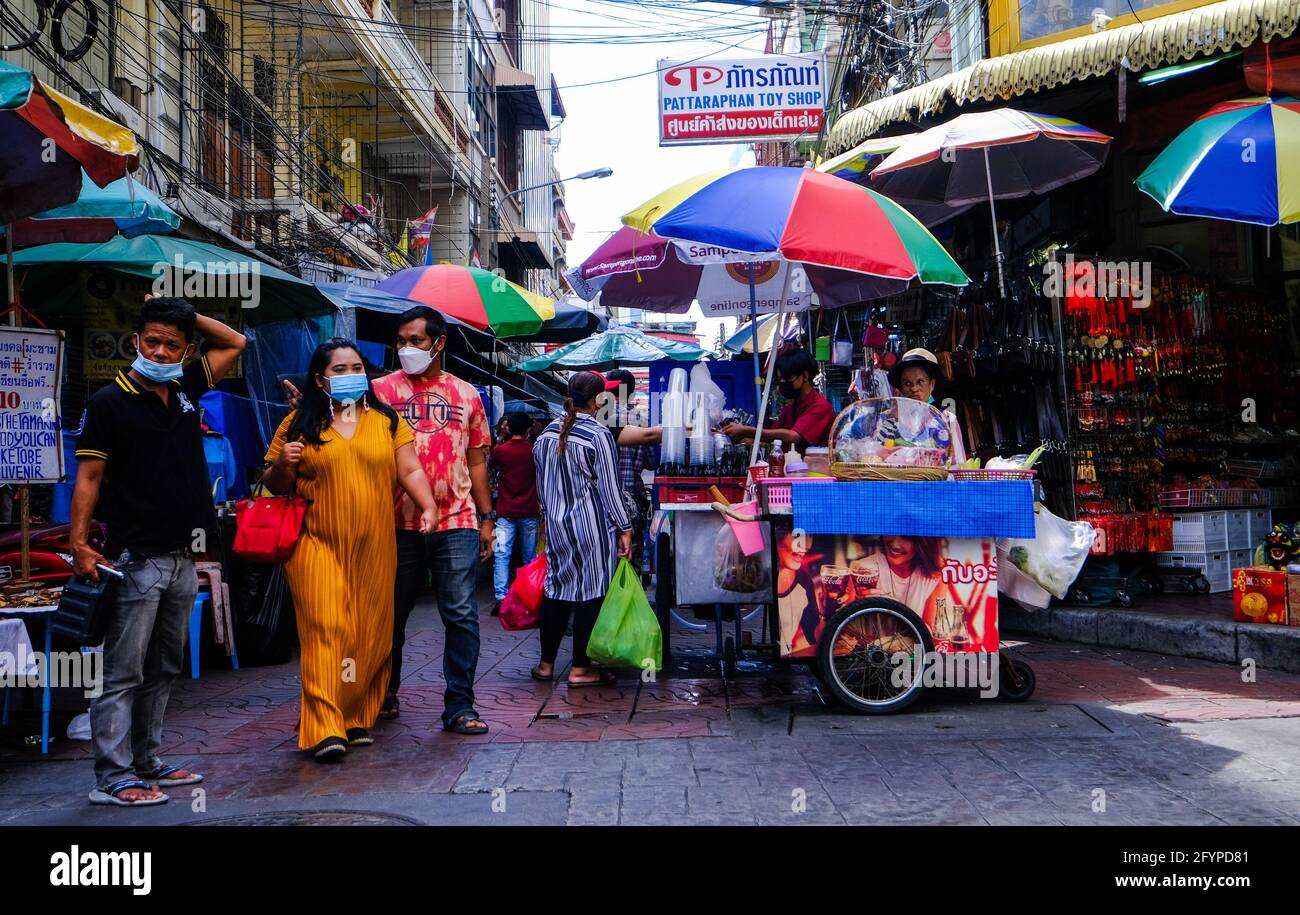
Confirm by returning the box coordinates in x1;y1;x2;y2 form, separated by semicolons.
951;468;1036;481
831;463;949;481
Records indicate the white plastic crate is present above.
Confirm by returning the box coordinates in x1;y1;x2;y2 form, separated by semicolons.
1230;549;1253;570
1247;508;1273;543
1170;512;1229;550
1226;510;1251;549
1156;549;1231;579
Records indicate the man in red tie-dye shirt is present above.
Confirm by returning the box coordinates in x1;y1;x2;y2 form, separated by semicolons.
371;306;492;736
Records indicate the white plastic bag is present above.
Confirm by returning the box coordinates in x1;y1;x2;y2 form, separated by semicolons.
996;504;1096;599
67;712;92;741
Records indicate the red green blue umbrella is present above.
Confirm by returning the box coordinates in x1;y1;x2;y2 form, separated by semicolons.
1135;97;1300;226
623;165;967;431
623;166;968;292
377;263;555;338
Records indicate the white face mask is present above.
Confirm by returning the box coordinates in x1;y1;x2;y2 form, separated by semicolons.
398;345;434;375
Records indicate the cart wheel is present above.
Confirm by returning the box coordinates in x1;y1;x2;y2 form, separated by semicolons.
996;658;1037;702
1072;586;1092;605
1180;576;1197;593
1194;574;1211;594
816;598;933;715
1146;574;1165;594
1116;589;1135;608
723;636;736;680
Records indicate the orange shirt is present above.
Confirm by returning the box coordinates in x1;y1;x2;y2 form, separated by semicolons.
371;370;490;532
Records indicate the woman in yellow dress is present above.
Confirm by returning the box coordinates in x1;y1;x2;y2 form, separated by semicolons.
263;338;437;761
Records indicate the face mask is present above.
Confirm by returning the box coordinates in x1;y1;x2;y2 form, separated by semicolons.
327;372;369;404
398;345;434;375
131;351;185;383
778;380;797;399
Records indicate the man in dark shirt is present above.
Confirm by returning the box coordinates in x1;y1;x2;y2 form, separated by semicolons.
489;411;540;613
71;296;245;807
724;348;835;449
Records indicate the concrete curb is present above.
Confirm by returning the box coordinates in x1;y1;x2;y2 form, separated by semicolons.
1001;602;1300;674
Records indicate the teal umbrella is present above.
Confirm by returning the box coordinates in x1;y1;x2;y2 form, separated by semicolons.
6;170;180;245
512;324;706;372
12;234;336;319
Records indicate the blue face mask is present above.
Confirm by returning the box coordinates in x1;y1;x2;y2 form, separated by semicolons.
327;372;369;404
131;352;185;383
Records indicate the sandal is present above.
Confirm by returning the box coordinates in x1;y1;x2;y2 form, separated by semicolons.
444;711;490;735
378;695;399;720
135;764;203;787
89;779;168;807
567;670;618;689
310;736;347;762
530;666;554;682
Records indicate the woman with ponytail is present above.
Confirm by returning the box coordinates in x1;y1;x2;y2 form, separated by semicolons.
530;371;633;686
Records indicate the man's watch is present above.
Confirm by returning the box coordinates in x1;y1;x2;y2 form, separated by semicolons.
480;511;497;523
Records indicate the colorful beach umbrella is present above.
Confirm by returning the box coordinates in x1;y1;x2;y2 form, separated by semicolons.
377;263;554;338
624;166;968;291
1135;97;1300;226
0;60;140;224
7;170;180;246
869;109;1111;294
512;324;705;372
623;165;967;436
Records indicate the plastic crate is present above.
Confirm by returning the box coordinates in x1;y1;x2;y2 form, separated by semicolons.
1248;509;1273;542
756;477;835;514
1171;512;1229;550
655;476;745;506
950;469;1036;481
1155;549;1233;593
1230;549;1253;570
1226;510;1252;550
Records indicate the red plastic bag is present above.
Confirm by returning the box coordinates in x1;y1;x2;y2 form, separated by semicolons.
500;553;546;631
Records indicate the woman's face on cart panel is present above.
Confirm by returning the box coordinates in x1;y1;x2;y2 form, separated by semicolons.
898;366;935;402
883;537;916;570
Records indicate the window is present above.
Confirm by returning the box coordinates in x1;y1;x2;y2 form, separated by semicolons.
253;57;277;108
467;19;497;157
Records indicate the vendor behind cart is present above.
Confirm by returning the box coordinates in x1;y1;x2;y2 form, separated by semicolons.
890;348;967;468
723;349;834;449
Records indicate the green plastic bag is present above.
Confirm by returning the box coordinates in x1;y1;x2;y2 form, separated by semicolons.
587;559;663;673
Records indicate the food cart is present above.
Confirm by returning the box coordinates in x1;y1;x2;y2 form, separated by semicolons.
659;396;1045;714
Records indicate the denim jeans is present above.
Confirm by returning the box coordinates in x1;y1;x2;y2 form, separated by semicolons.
493;516;539;600
90;550;197;791
392;528;481;727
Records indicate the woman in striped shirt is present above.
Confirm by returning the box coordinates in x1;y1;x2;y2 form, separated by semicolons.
530;372;633;687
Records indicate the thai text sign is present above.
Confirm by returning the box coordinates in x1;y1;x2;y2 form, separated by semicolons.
0;327;64;483
657;53;827;146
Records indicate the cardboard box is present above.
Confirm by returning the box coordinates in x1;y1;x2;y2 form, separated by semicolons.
1233;565;1291;626
1290;573;1300;628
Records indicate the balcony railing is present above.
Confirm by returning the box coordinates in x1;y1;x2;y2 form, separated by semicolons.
321;0;468;160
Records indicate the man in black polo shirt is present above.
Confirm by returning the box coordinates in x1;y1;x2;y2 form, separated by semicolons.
71;296;245;807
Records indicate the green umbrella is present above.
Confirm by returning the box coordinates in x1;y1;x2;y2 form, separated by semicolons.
12;234;336;319
512;324;706;372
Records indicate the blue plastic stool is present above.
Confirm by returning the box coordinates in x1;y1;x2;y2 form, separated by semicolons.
188;590;240;679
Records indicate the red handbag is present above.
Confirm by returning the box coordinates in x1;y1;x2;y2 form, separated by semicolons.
233;486;308;564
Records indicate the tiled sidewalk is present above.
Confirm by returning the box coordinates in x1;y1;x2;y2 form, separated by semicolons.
4;595;1300;825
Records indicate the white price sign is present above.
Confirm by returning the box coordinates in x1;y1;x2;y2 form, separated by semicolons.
0;327;64;483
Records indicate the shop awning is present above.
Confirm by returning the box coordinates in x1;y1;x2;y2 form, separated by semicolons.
496;63;549;131
496;224;552;270
826;0;1300;153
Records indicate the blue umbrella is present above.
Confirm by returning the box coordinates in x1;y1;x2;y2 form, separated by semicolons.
8;170;179;245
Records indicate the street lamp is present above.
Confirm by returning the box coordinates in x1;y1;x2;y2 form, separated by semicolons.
492;166;613;227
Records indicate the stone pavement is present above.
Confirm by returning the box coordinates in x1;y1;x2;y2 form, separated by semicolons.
4;596;1300;826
